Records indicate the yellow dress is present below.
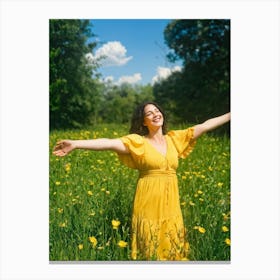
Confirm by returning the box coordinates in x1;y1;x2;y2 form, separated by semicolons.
118;127;196;260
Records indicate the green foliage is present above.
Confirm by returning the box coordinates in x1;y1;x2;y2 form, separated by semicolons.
97;83;154;124
49;124;230;261
49;19;101;129
154;19;230;131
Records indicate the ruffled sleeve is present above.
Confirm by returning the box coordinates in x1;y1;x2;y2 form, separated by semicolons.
117;134;144;169
168;127;197;159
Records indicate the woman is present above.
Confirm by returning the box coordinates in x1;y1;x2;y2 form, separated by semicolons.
53;102;230;260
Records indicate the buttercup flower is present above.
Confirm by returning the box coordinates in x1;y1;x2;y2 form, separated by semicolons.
78;244;83;250
87;190;93;196
89;236;98;247
198;226;206;234
64;163;71;172
118;240;127;248
222;226;229;232
194;226;206;233
225;238;231;246
112;219;121;229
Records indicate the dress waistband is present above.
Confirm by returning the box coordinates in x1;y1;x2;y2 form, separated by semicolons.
139;170;176;178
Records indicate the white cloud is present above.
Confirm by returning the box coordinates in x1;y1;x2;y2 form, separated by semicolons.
93;41;132;67
118;73;142;85
103;73;142;85
151;65;182;84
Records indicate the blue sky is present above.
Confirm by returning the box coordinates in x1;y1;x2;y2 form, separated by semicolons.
87;19;183;85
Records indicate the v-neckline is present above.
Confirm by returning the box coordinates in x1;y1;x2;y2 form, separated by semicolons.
143;135;168;158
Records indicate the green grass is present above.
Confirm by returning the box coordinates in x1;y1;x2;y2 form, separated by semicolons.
49;123;230;261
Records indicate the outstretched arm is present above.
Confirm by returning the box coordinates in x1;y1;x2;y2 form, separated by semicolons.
53;138;129;157
193;112;230;140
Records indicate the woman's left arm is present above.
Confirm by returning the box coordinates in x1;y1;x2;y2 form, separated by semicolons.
193;112;231;140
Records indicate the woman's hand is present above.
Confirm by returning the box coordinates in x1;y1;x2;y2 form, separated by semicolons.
53;140;76;157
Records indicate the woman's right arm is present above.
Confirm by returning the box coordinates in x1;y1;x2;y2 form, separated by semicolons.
53;138;129;157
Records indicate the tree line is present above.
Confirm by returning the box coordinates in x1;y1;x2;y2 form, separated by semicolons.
50;19;230;133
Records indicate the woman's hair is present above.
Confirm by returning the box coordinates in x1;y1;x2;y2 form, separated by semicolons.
129;101;168;135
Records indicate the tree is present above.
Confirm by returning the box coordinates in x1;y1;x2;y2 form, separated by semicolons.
97;83;154;124
154;19;230;128
49;19;100;129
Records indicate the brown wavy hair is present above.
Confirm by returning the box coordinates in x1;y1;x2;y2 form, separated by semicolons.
129;101;168;135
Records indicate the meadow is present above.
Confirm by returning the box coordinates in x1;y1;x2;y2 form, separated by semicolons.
49;123;230;261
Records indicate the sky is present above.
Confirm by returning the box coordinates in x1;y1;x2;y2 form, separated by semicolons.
87;19;183;86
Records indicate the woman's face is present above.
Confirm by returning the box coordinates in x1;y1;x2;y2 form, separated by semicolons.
143;104;164;130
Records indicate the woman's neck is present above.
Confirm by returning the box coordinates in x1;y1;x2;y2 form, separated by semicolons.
146;127;164;141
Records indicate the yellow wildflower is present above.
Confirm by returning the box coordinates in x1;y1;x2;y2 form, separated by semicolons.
181;175;187;180
89;236;98;247
87;190;93;196
225;238;231;246
55;181;61;186
78;244;83;250
112;219;121;229
222;226;229;232
57;208;63;214
59;222;66;228
189;201;195;206
217;182;223;187
118;240;128;248
64;163;71;172
197;190;203;195
198;226;206;234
